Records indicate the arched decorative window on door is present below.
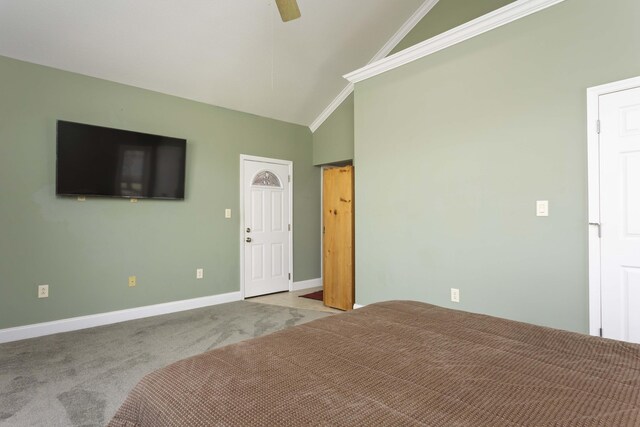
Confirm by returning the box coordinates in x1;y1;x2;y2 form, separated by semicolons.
252;170;282;188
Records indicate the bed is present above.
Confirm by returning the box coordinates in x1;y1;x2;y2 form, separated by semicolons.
108;301;640;426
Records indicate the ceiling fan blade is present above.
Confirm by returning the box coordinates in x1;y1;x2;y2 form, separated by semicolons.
275;0;301;22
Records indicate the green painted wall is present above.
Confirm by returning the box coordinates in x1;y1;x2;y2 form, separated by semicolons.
390;0;516;55
354;0;640;333
312;0;514;165
312;93;354;166
0;56;320;329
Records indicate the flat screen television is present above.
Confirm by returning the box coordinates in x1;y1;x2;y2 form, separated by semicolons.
56;120;186;200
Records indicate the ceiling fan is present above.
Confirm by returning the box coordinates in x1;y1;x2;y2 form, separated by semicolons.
275;0;301;22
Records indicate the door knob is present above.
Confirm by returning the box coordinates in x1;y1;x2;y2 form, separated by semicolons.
245;237;252;243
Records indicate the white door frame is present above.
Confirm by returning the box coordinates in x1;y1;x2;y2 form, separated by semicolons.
239;154;293;299
587;75;640;336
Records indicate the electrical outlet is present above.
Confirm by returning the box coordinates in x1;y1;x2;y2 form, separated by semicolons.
196;268;204;279
450;288;460;303
536;200;549;217
128;276;137;287
38;284;49;298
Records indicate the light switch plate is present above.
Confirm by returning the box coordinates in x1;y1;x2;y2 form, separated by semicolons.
225;209;231;218
196;268;204;279
536;200;549;217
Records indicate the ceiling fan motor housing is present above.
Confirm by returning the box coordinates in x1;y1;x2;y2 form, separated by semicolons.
276;0;301;22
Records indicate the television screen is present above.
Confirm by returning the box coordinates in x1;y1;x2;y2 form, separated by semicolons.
56;121;186;200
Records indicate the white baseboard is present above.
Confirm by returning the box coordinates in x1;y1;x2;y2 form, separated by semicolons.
292;278;322;292
0;291;242;344
353;304;365;309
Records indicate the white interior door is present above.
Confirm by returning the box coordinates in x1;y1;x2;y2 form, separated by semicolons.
242;159;291;298
600;86;640;342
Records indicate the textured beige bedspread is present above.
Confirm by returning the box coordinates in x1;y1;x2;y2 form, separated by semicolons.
108;301;640;426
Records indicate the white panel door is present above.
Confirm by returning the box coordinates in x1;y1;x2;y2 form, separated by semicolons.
600;87;640;342
243;160;290;298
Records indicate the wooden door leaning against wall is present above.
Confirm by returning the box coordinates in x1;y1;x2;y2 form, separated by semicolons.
323;166;354;311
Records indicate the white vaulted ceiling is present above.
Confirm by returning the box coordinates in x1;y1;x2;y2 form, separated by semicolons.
0;0;426;127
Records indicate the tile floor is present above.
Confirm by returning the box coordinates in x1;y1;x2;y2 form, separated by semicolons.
248;287;343;313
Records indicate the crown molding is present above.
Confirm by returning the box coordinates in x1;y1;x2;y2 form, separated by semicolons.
369;0;440;65
345;0;566;84
309;0;440;132
309;83;354;132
